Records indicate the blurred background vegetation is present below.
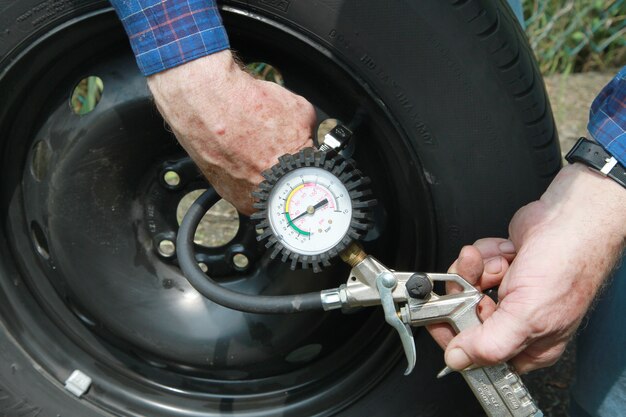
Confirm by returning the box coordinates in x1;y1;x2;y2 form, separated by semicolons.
523;0;625;74
520;0;625;160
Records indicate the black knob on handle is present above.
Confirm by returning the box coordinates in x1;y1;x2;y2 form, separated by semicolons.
406;273;433;299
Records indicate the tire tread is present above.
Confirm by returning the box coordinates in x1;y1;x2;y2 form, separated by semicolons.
455;0;559;172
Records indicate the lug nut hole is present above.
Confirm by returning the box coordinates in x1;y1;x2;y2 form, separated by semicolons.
232;253;249;270
163;170;181;187
157;239;176;257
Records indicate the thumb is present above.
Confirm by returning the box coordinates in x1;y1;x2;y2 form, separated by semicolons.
444;307;529;370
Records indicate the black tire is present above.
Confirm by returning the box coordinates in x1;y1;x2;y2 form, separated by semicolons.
0;1;560;416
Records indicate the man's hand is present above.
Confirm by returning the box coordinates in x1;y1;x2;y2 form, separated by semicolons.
428;163;626;373
147;50;316;215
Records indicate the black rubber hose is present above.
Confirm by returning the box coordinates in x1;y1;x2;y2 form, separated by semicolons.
176;188;324;313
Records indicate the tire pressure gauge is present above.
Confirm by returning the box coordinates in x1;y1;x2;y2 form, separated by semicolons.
267;165;352;254
252;145;375;272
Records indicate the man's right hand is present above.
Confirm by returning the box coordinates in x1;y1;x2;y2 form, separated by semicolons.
428;163;626;374
147;50;316;215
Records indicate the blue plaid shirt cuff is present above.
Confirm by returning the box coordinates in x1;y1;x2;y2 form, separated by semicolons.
110;0;230;76
588;66;626;168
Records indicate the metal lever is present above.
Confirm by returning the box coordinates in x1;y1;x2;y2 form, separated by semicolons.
337;248;543;417
376;272;416;375
401;273;542;417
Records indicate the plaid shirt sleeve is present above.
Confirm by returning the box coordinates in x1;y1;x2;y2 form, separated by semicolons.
109;0;230;76
588;66;626;167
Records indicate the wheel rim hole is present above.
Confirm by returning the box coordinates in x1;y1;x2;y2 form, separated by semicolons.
70;76;103;115
232;253;249;270
285;344;323;364
246;62;284;85
176;190;239;248
163;170;181;187
30;221;50;260
31;140;51;181
317;118;341;145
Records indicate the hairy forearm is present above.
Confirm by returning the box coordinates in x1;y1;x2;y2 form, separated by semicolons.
147;50;247;164
146;50;315;215
515;162;626;286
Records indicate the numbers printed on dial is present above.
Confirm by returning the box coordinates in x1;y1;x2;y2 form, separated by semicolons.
268;167;352;256
251;147;375;271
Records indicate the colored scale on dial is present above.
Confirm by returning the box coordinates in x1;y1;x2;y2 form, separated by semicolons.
267;167;352;256
284;183;336;236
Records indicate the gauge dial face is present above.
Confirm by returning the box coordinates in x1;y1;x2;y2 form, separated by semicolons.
267;167;352;256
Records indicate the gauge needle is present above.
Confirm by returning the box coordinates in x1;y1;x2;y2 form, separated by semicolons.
290;198;328;222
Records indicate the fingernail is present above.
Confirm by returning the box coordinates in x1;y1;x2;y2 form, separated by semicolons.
446;348;471;370
498;240;516;254
485;257;502;274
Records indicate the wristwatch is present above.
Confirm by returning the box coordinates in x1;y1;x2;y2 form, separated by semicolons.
565;137;626;189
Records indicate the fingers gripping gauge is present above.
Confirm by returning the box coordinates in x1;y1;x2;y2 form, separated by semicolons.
251;148;375;272
176;122;375;313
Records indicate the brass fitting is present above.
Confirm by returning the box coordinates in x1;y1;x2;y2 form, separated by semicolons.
340;242;367;267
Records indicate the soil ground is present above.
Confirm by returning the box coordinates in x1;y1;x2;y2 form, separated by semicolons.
545;72;615;158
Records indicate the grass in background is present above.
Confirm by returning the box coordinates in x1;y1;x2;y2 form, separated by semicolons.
524;0;625;74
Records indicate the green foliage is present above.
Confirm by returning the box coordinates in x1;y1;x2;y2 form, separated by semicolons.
70;76;104;115
524;0;626;74
245;62;284;85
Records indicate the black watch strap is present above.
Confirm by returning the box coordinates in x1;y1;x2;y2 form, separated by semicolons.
565;137;626;189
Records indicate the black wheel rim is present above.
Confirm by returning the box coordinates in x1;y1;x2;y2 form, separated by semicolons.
0;5;436;416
